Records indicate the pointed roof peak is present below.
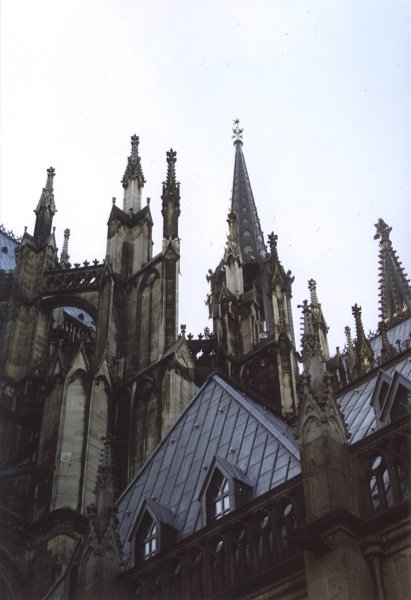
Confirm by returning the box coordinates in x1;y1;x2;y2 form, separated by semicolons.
121;134;145;189
35;166;56;214
230;124;266;261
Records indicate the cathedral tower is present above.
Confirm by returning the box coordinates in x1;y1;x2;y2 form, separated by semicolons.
207;122;299;418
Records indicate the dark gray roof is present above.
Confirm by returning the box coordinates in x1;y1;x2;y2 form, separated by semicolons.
338;352;411;443
116;373;300;569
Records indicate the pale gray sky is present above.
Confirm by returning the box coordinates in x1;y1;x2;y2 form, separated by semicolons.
1;0;410;352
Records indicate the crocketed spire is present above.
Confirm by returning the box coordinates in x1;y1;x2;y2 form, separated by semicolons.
35;167;56;215
33;167;56;244
374;218;411;325
122;134;145;213
162;148;181;240
230;120;267;262
352;304;375;376
60;228;70;267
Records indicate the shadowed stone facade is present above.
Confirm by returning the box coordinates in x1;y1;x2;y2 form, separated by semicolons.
0;126;410;599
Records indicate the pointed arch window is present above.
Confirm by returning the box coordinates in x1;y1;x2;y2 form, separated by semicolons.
202;458;253;524
210;473;231;520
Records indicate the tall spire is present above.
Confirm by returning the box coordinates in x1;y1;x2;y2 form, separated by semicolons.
230;120;267;262
374;218;411;325
122;134;145;213
162;148;181;240
33;167;56;243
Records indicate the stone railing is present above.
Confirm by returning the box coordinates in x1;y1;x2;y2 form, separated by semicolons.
127;477;304;599
43;261;105;294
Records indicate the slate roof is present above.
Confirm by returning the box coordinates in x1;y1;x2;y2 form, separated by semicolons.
116;373;300;569
0;228;19;271
370;317;411;357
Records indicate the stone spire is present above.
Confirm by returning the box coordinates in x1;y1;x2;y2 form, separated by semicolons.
33;167;56;243
230;120;267;262
352;304;375;376
60;228;70;267
122;134;145;213
301;299;326;390
374;218;411;325
161;148;181;240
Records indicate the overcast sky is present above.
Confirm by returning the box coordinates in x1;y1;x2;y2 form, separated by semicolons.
1;0;410;353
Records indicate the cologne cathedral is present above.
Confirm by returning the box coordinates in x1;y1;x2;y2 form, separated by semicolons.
0;124;410;599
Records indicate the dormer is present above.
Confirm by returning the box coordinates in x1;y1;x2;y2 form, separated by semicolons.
133;498;179;565
371;369;411;428
200;457;253;524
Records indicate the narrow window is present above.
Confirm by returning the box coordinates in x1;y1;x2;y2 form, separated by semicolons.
143;521;157;559
211;475;230;520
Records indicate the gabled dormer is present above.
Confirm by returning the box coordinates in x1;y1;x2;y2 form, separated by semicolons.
199;456;253;524
133;498;179;565
371;369;411;427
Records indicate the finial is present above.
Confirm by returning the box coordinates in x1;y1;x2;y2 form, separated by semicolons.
268;232;279;261
232;118;244;144
308;279;319;305
121;134;145;188
374;218;392;243
130;134;139;161
165;148;178;188
46;167;56;191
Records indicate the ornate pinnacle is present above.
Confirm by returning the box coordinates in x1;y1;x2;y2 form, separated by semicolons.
232;118;244;144
352;304;375;372
60;228;70;266
35;166;56;214
164;148;178;189
121;134;145;188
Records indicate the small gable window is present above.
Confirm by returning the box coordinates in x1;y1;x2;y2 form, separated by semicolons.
211;473;231;520
201;458;253;524
134;499;179;566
